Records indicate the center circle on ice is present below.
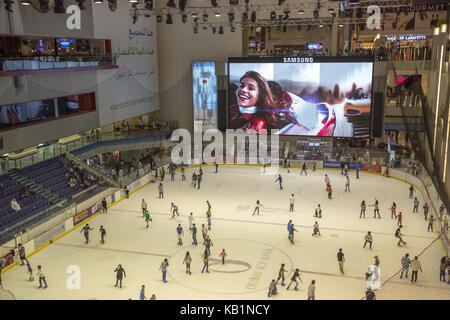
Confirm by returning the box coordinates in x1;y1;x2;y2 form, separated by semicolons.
168;239;293;295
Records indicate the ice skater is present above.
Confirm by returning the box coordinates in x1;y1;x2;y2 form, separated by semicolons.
80;223;93;244
397;212;403;226
114;264;126;288
171;202;179;218
327;184;332;199
160;258;169;283
268;280;278;297
181;167;186;181
363;231;373;249
300;162;307;175
345;176;350;192
395;225;406;246
158;183;164;198
219;249;227;265
314;204;322;218
400;253;411;279
340;162;345;175
188;212;195;230
409;185;414;199
206;208;212;230
439;203;445;219
337;248;345;274
427;215;435;232
390;202;397;219
18;244;29;266
37;265;47;289
141;199;148;217
253;200;263;215
102;197;108;213
286;268;302;291
312;221;321;236
275;174;283;190
124;187;129;199
145;211;152;228
201;224;208;244
288;223;298;244
170;169;175;181
423;203;429;220
176;224;184;246
140;285;147;300
370;199;380;219
215;161;219;173
197;172;202;189
307;280;316;300
27;262;33;281
206;200;211;211
202;250;210;273
192;172;197;188
324;175;330;191
287;220;293;239
413;197;419;213
276;263;288;286
204;236;213;256
183;252;192;275
356;165;360;179
289;194;295;212
191;223;198;246
411;256;422;282
99;226;106;244
360;200;366;218
344;163;349;176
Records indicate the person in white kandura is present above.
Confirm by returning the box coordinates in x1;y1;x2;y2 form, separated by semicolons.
289;194;295;212
188;212;195;231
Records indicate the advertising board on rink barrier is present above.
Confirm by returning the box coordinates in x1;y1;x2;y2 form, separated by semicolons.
363;163;382;173
323;161;363;170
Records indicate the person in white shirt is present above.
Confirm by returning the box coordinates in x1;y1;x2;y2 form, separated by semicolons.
307;280;316;300
141;199;148;217
37;265;48;289
289;194;295;212
11;198;21;212
324;175;330;191
188;212;195;231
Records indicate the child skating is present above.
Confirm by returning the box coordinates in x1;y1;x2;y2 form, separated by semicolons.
219;249;227;265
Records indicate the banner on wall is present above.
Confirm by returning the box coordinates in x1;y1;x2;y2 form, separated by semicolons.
34;223;65;249
363;163;382;173
73;209;89;226
323;161;363;170
192;62;218;131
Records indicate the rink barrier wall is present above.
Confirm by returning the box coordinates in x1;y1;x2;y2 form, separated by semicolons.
2;161;447;276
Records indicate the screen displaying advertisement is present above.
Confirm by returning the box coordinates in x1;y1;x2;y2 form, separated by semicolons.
192;62;218;131
228;57;373;138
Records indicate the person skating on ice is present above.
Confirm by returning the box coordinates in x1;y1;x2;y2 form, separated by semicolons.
300;162;307;175
183;251;192;275
289;194;295;212
171;202;179;218
439;203;445;220
439;256;447;282
275;174;283;190
286;268;302;290
337;248;345;274
204;236;213;256
287;220;293;239
201;250;210;273
192;172;197;188
344;163;349;176
37;265;47;289
413;197;419;213
158;183;164;198
314;204;322;218
181;167;186;181
27;262;33;281
289;223;298;244
99;226;106;244
197;172;202;189
170;169;175;181
390;202;397;219
160;259;169;283
360;200;366;218
324;175;330;191
268;279;278;297
102;197;108;213
400;253;411;279
206;200;211;211
327;184;332;199
18;244;29;266
409;185;414;199
201;224;208;245
410;256;422;282
307;280;316;300
395;225;406;246
124;186;129;199
423;202;429;220
145;211;152;229
427;215;435;232
140;285;147;300
176;224;184;246
345;176;350;192
340;162;345;175
206;208;212;230
374;255;380;267
215;161;219;173
219;249;227;265
191;223;198;246
363;231;373;249
188;212;195;230
141;199;148;217
276;263;288;286
312;221;321;236
370;199;380;219
253;200;263;215
80;223;93;244
114;264;126;288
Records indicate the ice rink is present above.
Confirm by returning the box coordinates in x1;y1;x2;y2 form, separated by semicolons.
2;165;447;300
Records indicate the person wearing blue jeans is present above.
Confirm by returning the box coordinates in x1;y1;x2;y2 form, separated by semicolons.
160;259;169;283
202;252;209;273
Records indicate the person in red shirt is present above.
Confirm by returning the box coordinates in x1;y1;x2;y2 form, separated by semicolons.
397;212;403;226
219;249;227;265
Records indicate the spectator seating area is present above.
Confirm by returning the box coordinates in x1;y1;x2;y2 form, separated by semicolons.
0;174;51;232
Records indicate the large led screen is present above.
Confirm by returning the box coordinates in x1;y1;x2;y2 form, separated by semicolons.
228;57;373;137
192;62;218;131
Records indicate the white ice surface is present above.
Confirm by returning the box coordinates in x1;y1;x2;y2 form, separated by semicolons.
2;166;447;300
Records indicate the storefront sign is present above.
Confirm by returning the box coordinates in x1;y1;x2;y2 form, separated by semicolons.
386;34;427;41
307;43;323;50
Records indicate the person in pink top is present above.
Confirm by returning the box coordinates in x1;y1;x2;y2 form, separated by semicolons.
219;249;227;265
390;202;397;219
397;212;403;226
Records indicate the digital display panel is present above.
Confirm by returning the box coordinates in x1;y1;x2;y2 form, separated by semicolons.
228;56;373;138
192;62;218;131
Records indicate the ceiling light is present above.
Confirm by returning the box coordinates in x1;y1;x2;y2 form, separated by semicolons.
21;0;31;5
215;12;221;17
94;0;104;4
328;8;334;13
191;13;198;18
339;24;344;27
298;9;304;14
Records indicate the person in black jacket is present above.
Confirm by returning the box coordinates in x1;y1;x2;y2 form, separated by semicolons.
114;264;126;288
102;198;108;213
80;224;94;244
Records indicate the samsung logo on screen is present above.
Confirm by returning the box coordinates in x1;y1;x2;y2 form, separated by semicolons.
283;57;314;63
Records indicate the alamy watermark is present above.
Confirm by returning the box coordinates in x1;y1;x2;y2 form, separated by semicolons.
170;121;280;175
367;5;381;30
66;5;81;30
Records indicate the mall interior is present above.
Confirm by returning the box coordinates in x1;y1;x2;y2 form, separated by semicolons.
0;0;448;300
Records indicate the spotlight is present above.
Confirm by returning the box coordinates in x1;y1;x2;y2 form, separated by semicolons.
76;0;86;10
228;12;235;23
298;9;304;14
270;11;276;20
167;0;176;8
179;0;187;13
278;0;286;5
145;0;153;10
94;0;103;4
282;10;289;20
203;13;208;22
157;15;163;23
211;0;218;7
319;23;324;27
54;0;65;13
4;0;13;12
129;0;138;2
219;26;224;34
107;0;117;12
21;0;31;5
182;14;187;23
191;13;198;18
328;8;334;13
230;0;238;5
339;23;344;27
212;27;217;34
214;12;221;17
166;14;173;24
251;11;256;22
